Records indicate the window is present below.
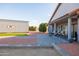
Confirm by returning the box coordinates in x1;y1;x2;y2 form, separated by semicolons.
7;25;15;29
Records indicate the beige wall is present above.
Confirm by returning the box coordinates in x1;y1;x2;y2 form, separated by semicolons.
0;20;29;33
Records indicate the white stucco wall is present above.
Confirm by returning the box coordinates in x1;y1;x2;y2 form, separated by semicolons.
0;19;29;32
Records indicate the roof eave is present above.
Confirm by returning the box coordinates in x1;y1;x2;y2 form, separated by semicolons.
48;3;62;24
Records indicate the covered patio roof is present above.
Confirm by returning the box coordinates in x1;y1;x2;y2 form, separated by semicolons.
50;8;79;24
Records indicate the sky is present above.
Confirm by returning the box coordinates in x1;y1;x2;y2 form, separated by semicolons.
0;3;57;27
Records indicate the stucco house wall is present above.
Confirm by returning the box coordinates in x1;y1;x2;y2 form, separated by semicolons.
0;19;29;33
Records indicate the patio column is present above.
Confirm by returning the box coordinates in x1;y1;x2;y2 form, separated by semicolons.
77;17;79;42
53;23;56;34
67;17;72;41
48;25;53;33
51;24;54;33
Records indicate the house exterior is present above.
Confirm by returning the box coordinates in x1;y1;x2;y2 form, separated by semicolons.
48;3;79;42
0;19;29;33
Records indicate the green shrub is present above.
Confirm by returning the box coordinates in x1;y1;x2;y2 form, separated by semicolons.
29;26;36;31
39;23;47;32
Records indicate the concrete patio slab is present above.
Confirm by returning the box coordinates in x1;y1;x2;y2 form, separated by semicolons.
52;43;71;56
0;32;78;56
0;47;60;56
50;35;79;56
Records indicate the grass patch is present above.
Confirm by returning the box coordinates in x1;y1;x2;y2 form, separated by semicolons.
0;33;29;36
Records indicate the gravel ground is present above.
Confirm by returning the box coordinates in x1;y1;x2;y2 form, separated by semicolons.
0;47;60;56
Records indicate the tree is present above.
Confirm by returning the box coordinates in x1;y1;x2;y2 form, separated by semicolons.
29;26;36;31
44;23;48;26
39;23;47;32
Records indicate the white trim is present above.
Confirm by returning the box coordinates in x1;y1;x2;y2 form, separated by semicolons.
53;23;56;34
67;17;72;40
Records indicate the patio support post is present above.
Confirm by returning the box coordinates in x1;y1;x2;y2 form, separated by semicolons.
77;16;79;42
52;24;54;33
67;17;72;41
48;25;53;34
53;23;56;34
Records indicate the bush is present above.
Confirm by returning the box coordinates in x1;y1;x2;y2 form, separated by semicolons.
29;26;36;31
39;23;47;32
